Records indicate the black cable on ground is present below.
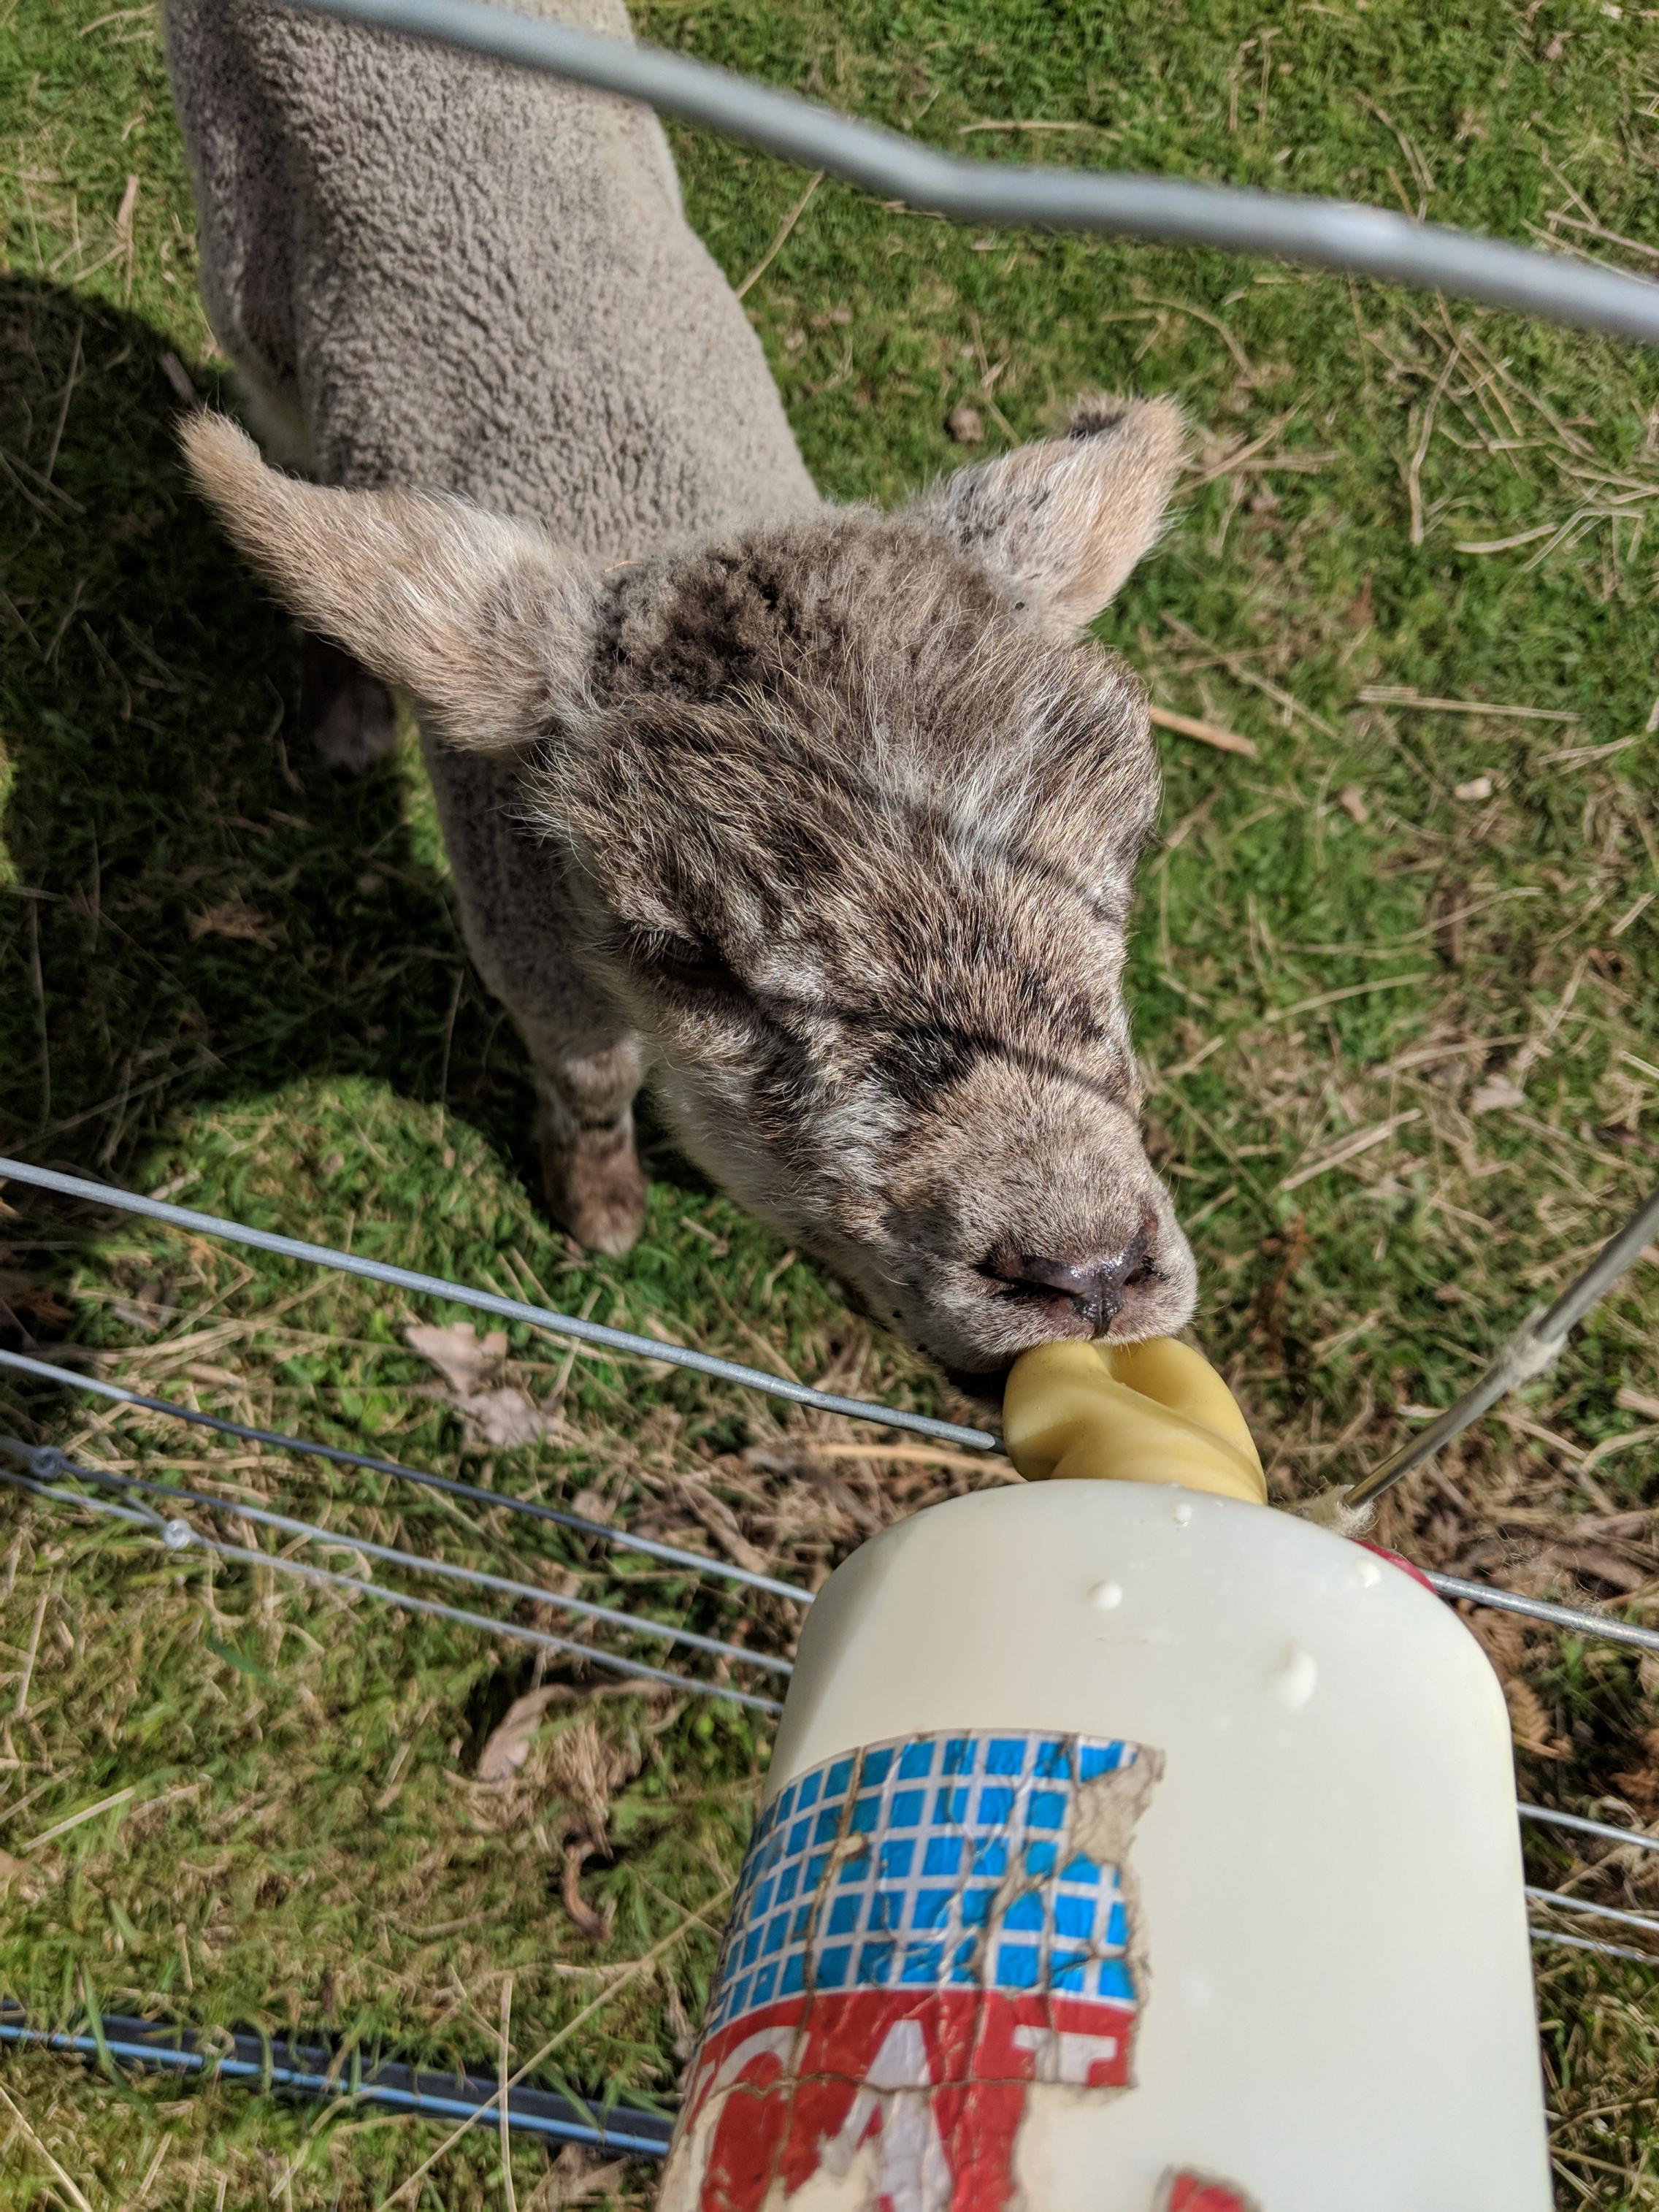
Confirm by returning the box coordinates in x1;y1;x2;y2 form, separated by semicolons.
0;2006;674;2161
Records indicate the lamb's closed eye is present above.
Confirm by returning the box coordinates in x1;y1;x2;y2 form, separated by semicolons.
621;927;746;1001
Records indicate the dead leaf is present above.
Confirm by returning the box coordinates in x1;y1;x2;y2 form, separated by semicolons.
405;1320;507;1396
529;2147;630;2208
946;402;984;445
188;900;277;947
1338;783;1370;824
478;1685;570;1782
562;1840;612;1941
1505;1677;1567;1758
1613;1726;1659;1815
0;1276;73;1328
460;1385;556;1449
544;1718;642;1842
405;1322;558;1447
1454;776;1493;802
1469;1074;1525;1114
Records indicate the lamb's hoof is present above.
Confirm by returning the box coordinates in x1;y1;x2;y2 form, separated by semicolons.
302;633;397;770
543;1135;647;1258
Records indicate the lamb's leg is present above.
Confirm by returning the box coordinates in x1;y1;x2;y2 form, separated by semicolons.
521;1022;650;1257
302;633;399;770
422;741;647;1250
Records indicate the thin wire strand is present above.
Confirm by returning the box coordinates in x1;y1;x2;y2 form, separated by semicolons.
1346;1187;1659;1509
0;1439;793;1680
0;1345;813;1604
1425;1569;1659;1656
1526;1886;1659;1940
1520;1804;1659;1856
1530;1926;1659;1969
4;1470;157;1534
0;1466;783;1715
7;1310;1658;1656
274;0;1659;347
9;1444;1655;1879
0;1160;1000;1455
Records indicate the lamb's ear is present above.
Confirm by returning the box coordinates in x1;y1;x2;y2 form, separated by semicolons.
181;414;594;753
915;394;1187;630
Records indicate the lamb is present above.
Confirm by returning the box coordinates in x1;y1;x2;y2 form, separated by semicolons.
163;0;1198;1374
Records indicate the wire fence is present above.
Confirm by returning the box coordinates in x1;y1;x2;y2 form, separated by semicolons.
6;1157;1656;1539
1345;1187;1659;1511
3;1420;1655;1975
280;0;1659;347
0;1160;998;1453
2;1158;1657;1978
3;1439;792;1689
0;1344;812;1601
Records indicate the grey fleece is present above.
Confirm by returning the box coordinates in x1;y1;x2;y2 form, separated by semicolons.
164;0;817;1057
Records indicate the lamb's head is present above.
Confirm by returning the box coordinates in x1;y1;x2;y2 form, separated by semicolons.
184;399;1195;1373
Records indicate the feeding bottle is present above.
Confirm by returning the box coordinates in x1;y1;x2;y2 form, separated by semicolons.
657;1336;1551;2211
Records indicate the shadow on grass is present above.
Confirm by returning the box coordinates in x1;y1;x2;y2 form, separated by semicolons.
0;279;687;1364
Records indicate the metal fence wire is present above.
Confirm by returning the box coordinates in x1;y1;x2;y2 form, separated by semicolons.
4;0;1659;2156
3;1153;1658;1983
286;0;1659;345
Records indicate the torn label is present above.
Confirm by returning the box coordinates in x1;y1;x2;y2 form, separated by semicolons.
659;1729;1159;2211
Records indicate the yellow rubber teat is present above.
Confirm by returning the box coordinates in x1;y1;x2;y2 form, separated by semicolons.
1002;1337;1267;1506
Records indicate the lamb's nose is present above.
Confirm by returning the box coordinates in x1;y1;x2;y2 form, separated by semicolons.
1003;1246;1146;1336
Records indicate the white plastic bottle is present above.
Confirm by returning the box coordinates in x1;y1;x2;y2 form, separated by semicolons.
659;1339;1551;2212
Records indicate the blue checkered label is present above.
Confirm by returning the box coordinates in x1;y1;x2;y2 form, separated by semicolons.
707;1729;1144;2035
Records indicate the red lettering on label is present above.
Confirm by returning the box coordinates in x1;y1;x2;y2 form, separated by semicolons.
670;1988;1136;2210
1158;2172;1257;2212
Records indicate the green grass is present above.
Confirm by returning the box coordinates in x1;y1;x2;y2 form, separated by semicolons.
4;0;1659;2201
